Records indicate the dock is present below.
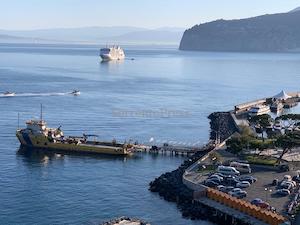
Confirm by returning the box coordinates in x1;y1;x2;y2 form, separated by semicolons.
131;142;215;156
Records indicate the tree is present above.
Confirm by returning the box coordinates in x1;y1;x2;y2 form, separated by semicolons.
249;114;273;141
276;114;300;130
275;130;300;163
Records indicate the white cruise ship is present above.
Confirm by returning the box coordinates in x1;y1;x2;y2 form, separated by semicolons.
248;105;270;117
100;46;125;61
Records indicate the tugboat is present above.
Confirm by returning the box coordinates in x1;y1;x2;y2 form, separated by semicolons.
16;110;131;156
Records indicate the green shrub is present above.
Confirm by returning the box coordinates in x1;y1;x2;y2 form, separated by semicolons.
245;155;277;166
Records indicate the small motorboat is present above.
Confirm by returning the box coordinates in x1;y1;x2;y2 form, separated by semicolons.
3;91;15;97
71;90;80;96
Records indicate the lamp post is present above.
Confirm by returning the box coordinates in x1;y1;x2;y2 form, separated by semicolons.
264;188;272;202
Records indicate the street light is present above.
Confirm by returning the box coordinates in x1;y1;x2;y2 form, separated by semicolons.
264;188;272;202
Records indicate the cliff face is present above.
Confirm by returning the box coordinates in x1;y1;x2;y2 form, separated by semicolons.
179;10;300;52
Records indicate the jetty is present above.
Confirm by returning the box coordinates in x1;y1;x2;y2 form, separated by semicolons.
150;90;300;225
131;141;215;156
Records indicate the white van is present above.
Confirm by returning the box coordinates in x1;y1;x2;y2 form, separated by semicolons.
217;166;240;176
230;162;251;174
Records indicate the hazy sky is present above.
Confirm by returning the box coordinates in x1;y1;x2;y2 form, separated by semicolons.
1;0;300;30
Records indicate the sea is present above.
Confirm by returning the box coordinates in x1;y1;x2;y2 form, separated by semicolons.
0;43;300;225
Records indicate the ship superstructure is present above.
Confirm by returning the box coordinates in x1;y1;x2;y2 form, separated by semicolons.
100;46;125;61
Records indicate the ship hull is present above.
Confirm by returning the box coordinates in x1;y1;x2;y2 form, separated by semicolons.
16;131;129;156
100;54;125;61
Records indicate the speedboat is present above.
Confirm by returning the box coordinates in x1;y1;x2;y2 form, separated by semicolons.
3;91;15;97
71;90;80;96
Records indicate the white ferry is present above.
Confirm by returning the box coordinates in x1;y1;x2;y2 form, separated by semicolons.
248;105;270;116
100;46;125;61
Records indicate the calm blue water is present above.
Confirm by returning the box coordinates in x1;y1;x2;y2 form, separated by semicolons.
1;43;300;225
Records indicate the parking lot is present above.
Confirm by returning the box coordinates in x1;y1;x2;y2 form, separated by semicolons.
244;166;299;214
201;163;300;214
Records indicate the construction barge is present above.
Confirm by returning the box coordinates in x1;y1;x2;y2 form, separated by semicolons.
16;119;132;156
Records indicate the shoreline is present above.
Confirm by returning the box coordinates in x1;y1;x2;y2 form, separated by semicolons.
149;93;300;225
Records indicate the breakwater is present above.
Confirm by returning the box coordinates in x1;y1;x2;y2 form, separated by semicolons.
101;217;150;225
149;150;211;220
148;112;238;222
208;112;239;142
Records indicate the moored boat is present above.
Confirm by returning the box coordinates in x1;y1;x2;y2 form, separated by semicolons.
16;119;131;156
248;105;270;117
270;102;283;112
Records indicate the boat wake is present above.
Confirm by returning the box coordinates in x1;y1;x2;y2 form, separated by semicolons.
0;92;76;98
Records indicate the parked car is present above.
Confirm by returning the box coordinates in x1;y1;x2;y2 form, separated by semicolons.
217;166;240;176
229;188;243;195
251;198;270;209
239;175;257;184
232;191;247;199
283;175;292;182
276;164;289;172
280;182;292;190
208;177;223;184
218;185;234;193
281;181;296;189
212;173;227;178
251;198;263;205
209;174;224;182
205;180;219;187
275;189;290;196
292;175;300;182
229;188;247;199
217;185;225;191
272;179;279;186
230;161;251;173
236;181;251;188
224;176;240;185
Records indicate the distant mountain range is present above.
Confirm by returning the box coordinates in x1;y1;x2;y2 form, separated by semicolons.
0;26;184;45
179;7;300;52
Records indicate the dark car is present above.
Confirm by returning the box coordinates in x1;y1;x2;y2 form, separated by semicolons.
239;175;257;184
251;198;270;209
223;186;235;193
292;175;300;182
276;164;289;172
224;176;239;185
209;174;224;182
205;180;219;187
275;189;290;196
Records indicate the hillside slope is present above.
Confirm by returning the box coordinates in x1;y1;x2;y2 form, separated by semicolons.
179;10;300;52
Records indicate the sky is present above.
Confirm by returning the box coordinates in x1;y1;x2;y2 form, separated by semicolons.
1;0;300;30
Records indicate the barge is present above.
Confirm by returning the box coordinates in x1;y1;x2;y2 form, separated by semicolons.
16;119;131;155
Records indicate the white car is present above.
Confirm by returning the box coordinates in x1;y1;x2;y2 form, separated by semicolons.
236;181;251;188
229;188;247;198
283;175;292;182
217;166;240;176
